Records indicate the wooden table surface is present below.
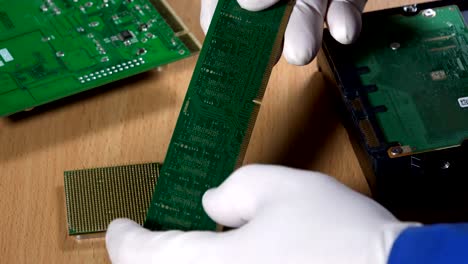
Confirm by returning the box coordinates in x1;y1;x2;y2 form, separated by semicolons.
0;0;428;263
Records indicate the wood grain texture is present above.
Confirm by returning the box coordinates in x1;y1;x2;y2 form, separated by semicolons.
0;0;430;263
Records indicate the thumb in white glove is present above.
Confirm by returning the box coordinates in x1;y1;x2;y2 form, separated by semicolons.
200;0;366;66
106;164;419;264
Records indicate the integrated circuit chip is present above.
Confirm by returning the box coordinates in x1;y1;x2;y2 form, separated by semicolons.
119;30;134;41
0;0;200;116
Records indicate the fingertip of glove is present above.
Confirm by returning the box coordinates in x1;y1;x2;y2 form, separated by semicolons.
284;49;315;66
107;218;139;235
202;188;219;209
327;1;362;45
201;22;209;35
329;22;361;45
106;219;141;255
237;0;278;11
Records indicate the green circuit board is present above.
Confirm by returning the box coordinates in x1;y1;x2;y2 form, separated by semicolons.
64;162;160;237
0;0;199;116
354;5;468;156
144;0;294;231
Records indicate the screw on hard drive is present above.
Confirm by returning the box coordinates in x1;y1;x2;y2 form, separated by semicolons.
390;146;403;156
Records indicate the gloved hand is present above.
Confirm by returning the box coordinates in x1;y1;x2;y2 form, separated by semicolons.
200;0;366;65
106;164;420;264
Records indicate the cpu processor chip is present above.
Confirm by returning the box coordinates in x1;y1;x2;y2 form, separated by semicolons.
64;163;159;237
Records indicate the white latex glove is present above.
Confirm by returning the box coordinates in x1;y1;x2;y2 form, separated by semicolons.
106;164;419;264
200;0;366;65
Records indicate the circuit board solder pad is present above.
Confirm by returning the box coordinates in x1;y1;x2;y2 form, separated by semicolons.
0;0;199;116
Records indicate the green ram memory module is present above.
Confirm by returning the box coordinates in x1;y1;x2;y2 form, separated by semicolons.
0;0;199;116
144;0;294;231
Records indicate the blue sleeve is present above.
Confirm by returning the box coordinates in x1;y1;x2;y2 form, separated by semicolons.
388;224;468;264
